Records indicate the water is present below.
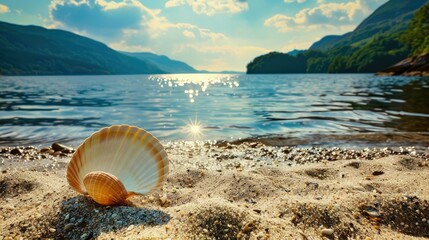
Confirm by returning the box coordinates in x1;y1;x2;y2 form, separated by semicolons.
0;74;428;146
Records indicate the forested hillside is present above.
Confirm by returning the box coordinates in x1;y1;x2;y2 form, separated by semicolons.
0;21;164;75
247;0;429;74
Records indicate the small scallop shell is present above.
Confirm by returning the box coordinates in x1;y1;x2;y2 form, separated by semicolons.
67;125;169;205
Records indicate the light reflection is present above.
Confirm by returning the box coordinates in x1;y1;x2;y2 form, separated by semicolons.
183;117;204;139
149;74;240;103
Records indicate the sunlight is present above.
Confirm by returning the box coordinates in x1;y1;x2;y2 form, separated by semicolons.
149;74;240;103
184;117;204;139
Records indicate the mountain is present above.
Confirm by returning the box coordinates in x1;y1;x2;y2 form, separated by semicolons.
377;3;429;76
0;21;164;75
310;0;429;51
309;36;342;51
122;52;198;73
247;0;429;74
287;49;305;56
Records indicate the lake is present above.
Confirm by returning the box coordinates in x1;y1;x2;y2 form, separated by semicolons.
0;74;428;146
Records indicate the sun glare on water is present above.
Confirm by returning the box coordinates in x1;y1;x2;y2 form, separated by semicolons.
184;118;204;139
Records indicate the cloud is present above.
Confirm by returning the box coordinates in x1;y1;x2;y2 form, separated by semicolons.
47;0;259;72
284;0;306;3
0;4;10;14
164;0;248;16
49;0;156;39
265;0;382;32
183;30;196;38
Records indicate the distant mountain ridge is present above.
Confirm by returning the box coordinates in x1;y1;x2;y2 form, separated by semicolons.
310;0;429;51
0;21;199;75
122;52;198;73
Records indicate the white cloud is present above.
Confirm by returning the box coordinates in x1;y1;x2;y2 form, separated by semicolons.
284;0;306;3
183;30;196;38
265;14;296;32
0;4;10;14
265;0;381;32
164;0;248;16
165;0;184;8
47;0;261;72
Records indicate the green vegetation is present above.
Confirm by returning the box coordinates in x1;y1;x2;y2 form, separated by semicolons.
401;3;429;55
310;0;428;51
0;21;164;75
247;0;428;74
247;34;410;73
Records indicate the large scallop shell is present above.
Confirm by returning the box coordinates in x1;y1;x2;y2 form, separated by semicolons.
67;125;169;205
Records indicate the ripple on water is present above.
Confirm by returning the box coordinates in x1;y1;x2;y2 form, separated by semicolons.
0;74;428;146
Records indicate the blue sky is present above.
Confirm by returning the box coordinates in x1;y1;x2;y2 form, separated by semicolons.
0;0;387;71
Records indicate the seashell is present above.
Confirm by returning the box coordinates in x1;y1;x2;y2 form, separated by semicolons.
67;125;169;205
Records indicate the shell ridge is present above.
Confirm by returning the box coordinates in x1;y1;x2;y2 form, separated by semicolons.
67;150;83;192
120;135;151;190
132;152;166;178
124;149;164;191
110;126;132;177
109;126;144;186
130;161;169;194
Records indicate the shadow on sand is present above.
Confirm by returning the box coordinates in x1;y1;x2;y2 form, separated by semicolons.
43;196;171;239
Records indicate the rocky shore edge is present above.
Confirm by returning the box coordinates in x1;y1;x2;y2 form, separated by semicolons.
377;53;429;77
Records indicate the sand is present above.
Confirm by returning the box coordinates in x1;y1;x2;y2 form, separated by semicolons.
1;141;429;240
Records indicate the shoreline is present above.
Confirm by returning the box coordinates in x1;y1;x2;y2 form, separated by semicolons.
1;142;428;239
2;131;429;150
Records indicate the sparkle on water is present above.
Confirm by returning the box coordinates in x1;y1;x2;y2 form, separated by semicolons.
0;74;428;146
149;74;240;103
183;117;204;139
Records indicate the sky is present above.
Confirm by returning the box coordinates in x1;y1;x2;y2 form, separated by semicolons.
0;0;388;72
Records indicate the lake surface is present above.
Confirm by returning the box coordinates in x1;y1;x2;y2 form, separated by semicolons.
0;74;428;146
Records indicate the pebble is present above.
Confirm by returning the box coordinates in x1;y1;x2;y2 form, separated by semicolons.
253;209;262;214
365;210;381;218
160;194;169;206
39;148;51;153
321;228;334;236
127;225;135;231
51;151;62;157
10;148;22;155
64;223;74;231
372;171;384;176
48;228;56;233
242;221;254;233
51;143;74;153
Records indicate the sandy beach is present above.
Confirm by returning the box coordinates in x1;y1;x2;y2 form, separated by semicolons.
1;140;428;239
